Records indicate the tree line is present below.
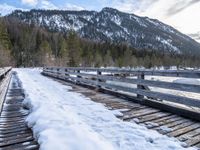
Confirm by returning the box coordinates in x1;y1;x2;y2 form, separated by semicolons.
0;17;200;68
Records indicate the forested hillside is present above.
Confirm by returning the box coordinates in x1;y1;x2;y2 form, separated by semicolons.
0;17;200;68
0;19;13;66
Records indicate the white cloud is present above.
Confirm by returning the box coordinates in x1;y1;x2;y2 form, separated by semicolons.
21;0;38;6
39;0;58;10
0;3;26;16
62;3;85;11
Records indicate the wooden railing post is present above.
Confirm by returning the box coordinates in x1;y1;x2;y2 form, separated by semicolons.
137;73;145;99
76;70;81;84
97;70;102;89
65;69;69;78
77;70;81;78
57;68;60;78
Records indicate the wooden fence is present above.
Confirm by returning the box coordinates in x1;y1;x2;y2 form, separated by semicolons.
42;67;200;115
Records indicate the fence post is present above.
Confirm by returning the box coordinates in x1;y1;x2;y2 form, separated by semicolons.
137;73;145;99
65;69;69;79
97;70;102;89
57;68;60;78
77;70;81;78
76;70;81;84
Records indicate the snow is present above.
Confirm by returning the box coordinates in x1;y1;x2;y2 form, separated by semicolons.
173;78;200;86
15;68;196;150
131;16;147;27
145;122;159;128
158;37;180;53
159;126;173;133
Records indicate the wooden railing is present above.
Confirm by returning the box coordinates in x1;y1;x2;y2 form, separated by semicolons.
0;67;12;113
42;67;200;110
0;67;12;80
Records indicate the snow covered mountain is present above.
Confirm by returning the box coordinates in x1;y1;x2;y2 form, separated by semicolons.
8;8;200;54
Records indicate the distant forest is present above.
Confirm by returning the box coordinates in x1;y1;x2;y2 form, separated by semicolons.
0;17;200;68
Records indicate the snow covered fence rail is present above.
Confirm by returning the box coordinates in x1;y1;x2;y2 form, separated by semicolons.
42;67;200;121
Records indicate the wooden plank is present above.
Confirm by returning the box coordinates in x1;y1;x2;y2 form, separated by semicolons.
0;130;32;138
164;121;195;135
152;115;181;125
0;124;27;130
103;103;132;110
161;118;189;129
0;135;34;147
185;135;200;146
178;128;200;142
0;133;33;142
194;141;200;147
0;122;26;128
154;119;189;133
136;112;172;123
0;113;28;118
123;108;160;120
0;141;38;150
167;123;200;137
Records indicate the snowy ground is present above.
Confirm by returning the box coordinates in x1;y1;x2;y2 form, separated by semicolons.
15;68;196;150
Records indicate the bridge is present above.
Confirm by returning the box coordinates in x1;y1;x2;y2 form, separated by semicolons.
0;67;200;149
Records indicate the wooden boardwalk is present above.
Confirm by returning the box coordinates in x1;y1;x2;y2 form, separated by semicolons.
1;67;200;149
0;72;38;150
57;79;200;149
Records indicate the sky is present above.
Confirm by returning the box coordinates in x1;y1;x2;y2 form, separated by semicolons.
0;0;200;42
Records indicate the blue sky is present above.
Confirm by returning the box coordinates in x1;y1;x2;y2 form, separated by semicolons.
0;0;110;11
0;0;200;42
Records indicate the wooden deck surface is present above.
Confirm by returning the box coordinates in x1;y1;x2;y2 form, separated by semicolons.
0;73;38;150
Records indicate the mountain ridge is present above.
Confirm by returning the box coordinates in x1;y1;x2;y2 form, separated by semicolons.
7;7;200;55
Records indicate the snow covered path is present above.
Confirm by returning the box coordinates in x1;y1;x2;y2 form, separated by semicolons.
15;68;196;150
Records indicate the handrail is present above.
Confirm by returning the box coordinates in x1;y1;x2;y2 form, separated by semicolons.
44;67;200;78
0;67;12;113
0;67;12;80
42;67;200;109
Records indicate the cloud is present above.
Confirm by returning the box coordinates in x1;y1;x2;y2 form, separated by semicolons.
0;3;26;16
188;32;200;43
166;0;200;16
21;0;38;6
62;3;85;11
39;0;58;9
